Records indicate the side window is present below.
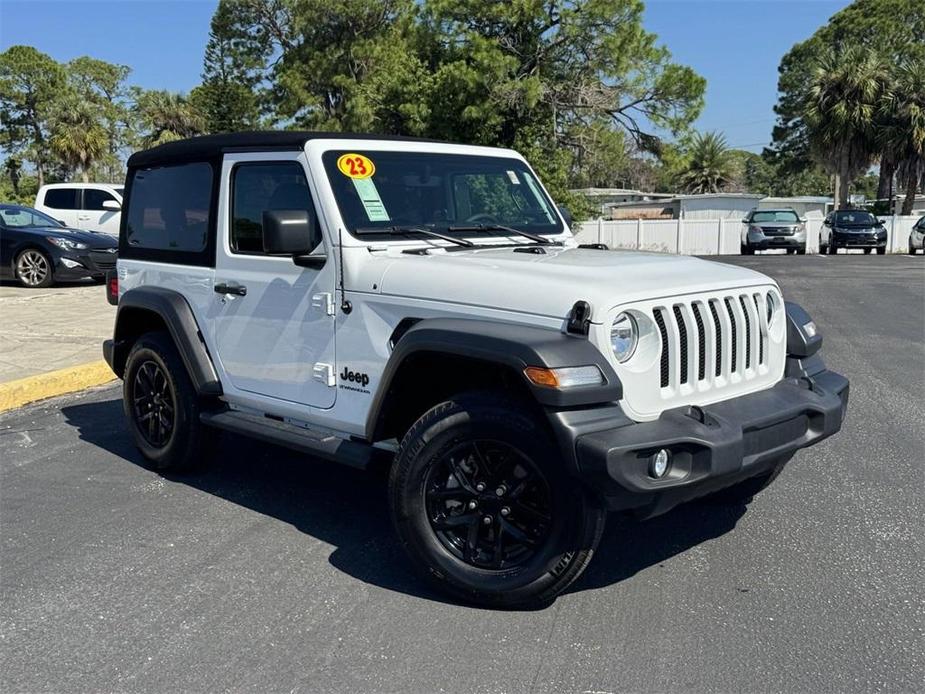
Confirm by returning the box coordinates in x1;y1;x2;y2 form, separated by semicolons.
84;189;117;211
43;188;80;210
231;161;320;255
126;163;212;252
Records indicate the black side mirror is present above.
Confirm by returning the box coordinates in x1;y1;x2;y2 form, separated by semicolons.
557;205;573;226
262;209;324;267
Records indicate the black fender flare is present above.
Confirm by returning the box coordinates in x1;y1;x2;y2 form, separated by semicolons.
365;317;622;439
110;287;222;396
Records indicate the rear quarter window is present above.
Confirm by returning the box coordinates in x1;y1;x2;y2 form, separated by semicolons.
125;163;212;252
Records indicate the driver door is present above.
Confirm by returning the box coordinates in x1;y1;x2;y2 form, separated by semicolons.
207;153;337;410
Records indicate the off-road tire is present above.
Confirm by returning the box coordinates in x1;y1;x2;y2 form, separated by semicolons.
389;392;606;608
123;331;213;472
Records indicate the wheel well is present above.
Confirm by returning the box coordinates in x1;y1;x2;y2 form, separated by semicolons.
370;351;540;443
112;307;169;376
11;244;51;271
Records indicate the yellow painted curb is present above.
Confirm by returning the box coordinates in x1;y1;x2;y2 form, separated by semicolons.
0;361;116;413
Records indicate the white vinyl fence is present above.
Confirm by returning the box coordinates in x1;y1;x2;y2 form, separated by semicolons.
574;216;921;255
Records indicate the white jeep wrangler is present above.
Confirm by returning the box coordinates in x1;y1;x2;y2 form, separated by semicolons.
103;132;849;608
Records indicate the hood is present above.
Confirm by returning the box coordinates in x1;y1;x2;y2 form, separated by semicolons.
374;246;774;322
22;225;118;248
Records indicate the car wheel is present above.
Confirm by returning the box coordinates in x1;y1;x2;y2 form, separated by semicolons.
702;455;792;506
909;238;916;255
797;245;806;255
389;392;606;608
828;241;837;255
876;246;886;255
864;248;871;254
123;331;214;472
15;249;53;288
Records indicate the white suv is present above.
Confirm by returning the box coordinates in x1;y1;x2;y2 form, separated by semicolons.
35;183;123;235
103;132;849;608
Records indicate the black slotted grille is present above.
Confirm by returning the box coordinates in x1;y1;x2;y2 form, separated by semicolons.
693;303;706;381
672;305;688;384
739;295;752;369
709;300;723;376
724;297;738;372
752;294;765;364
654;308;670;388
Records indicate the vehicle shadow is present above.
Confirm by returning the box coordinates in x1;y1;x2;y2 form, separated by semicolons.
61;396;748;608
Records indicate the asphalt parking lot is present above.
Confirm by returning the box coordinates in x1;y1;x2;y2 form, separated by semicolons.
1;254;922;693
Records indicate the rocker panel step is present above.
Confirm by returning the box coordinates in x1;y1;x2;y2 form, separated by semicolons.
200;410;375;470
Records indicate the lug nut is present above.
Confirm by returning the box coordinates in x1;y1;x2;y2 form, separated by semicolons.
475;483;486;492
468;500;478;510
482;516;492;525
500;507;510;517
495;485;506;496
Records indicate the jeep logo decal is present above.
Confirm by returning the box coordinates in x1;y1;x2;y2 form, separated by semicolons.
340;367;370;388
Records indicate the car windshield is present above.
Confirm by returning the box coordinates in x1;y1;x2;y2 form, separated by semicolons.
322;150;562;238
835;211;877;224
0;206;63;228
751;210;799;223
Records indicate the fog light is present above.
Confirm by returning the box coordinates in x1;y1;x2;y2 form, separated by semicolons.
59;257;83;269
650;449;671;478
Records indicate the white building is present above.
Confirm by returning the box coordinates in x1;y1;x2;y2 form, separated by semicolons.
581;191;836;221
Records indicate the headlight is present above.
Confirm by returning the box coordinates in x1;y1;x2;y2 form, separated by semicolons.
611;312;638;363
765;292;779;324
48;237;87;251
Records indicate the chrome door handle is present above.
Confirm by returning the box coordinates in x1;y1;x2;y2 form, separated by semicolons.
214;282;247;296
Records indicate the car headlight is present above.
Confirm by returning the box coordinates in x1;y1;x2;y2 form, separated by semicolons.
765;291;783;325
611;312;638;363
48;237;87;251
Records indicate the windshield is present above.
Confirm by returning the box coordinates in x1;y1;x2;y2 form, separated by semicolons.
835;210;877;224
322;151;562;238
751;210;799;223
0;206;63;228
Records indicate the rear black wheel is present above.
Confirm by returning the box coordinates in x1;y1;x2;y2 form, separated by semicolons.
876;246;886;255
390;392;605;608
864;248;872;254
828;241;837;255
796;245;806;255
909;238;916;255
123;332;213;472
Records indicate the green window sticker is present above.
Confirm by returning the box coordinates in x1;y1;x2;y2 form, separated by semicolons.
352;177;390;222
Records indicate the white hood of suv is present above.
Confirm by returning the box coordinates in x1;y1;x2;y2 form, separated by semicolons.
373;246;774;321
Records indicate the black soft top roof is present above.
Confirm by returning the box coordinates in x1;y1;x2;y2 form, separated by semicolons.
126;130;446;168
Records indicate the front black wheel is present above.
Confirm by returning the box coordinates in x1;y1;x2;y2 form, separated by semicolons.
876;246;886;255
828;241;837;255
797;245;806;255
864;248;872;254
909;238;916;255
389;393;605;608
123;332;213;472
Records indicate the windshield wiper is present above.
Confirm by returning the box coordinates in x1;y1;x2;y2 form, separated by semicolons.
446;223;558;245
354;225;474;248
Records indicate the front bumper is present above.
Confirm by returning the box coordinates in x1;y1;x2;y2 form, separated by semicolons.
572;368;848;518
747;232;805;250
54;249;118;279
832;231;886;248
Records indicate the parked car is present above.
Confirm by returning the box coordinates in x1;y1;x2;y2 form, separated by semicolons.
908;215;925;255
820;210;887;254
740;208;807;255
0;204;118;288
34;182;123;236
103;132;848;608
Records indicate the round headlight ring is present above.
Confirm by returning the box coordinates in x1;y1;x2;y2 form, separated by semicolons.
766;292;778;324
611;312;638;363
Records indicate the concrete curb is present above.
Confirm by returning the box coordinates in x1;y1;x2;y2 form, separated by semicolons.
0;361;116;413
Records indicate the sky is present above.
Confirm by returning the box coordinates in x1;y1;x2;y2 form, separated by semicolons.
0;0;852;153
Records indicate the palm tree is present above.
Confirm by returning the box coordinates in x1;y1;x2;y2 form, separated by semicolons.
679;131;734;194
49;95;108;183
804;46;886;209
878;58;925;215
134;90;204;147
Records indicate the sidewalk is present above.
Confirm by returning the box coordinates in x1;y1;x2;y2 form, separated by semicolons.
0;282;115;383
